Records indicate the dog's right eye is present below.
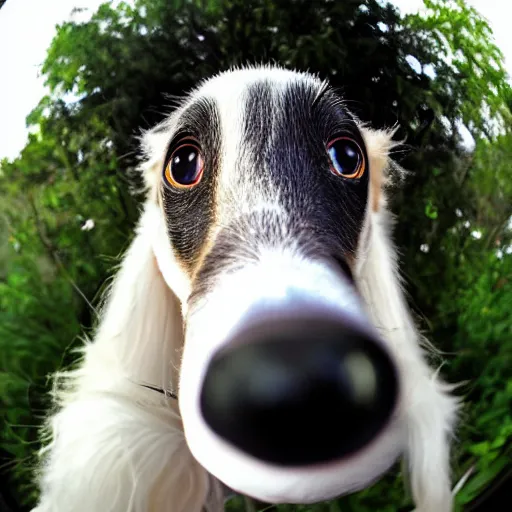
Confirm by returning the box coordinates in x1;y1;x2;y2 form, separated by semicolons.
164;142;204;189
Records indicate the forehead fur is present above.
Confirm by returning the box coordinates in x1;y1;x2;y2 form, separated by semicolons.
139;65;396;211
194;65;324;104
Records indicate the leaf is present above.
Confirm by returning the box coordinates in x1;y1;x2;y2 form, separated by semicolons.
425;201;439;219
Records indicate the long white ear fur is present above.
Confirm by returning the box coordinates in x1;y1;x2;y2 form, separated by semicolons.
33;196;223;511
360;128;460;512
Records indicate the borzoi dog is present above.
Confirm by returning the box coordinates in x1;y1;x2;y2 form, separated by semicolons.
33;66;458;512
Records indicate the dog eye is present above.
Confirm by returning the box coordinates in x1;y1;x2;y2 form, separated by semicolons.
164;142;204;188
327;137;365;179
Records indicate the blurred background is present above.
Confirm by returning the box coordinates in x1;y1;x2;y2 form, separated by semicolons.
0;0;511;511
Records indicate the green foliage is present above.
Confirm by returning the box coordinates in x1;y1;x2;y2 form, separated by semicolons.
1;0;511;510
405;0;511;138
435;135;512;508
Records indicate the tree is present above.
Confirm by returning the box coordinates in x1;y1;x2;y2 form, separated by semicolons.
1;1;510;510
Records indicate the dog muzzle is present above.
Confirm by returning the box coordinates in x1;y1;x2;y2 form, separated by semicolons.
179;250;404;504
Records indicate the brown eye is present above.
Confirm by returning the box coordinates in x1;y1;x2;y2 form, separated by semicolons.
327;137;366;179
164;142;204;188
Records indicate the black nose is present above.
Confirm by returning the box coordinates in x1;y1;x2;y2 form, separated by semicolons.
200;315;398;466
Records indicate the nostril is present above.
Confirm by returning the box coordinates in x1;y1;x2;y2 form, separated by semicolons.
200;316;398;466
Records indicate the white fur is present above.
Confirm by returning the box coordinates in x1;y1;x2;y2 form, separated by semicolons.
33;206;223;512
33;66;458;512
358;210;458;512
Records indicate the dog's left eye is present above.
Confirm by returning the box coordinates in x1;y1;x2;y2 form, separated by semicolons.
164;142;204;188
327;137;366;179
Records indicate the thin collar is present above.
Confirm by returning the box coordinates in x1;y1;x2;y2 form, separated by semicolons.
140;383;178;400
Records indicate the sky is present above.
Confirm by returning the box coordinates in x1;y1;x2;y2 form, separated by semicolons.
0;0;511;161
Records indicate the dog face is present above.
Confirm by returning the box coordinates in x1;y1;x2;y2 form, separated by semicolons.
144;67;405;503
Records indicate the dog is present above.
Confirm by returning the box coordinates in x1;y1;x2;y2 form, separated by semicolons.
33;65;458;512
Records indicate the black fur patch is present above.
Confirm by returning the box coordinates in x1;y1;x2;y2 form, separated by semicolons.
188;78;369;307
160;97;221;271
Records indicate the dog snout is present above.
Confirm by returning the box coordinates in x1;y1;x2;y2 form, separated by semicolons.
200;313;399;467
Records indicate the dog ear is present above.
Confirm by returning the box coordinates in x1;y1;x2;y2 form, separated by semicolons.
34;126;223;511
140;121;173;202
357;126;459;512
360;126;402;212
89;202;185;392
